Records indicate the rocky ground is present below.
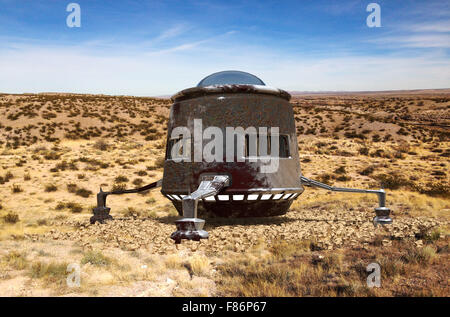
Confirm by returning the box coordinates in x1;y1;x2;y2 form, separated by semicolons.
43;205;445;254
0;91;448;296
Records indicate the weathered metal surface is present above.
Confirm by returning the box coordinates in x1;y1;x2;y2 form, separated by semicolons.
162;85;303;217
171;84;291;103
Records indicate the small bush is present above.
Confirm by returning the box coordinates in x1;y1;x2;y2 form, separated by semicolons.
29;261;68;280
114;175;129;183
3;211;19;223
334;166;346;174
123;207;140;217
3;251;28;270
55;201;66;210
93;139;110;151
136;170;147;176
11;184;23;193
5;171;14;181
112;183;127;191
374;173;414;190
66;202;83;213
401;246;436;266
81;250;111;266
67;183;77;193
359;166;374;176
44;183;58;192
75;187;93;198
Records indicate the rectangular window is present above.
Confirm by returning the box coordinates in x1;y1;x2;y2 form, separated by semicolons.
244;133;290;158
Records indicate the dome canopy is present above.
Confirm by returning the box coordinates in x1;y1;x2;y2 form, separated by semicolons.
197;70;265;87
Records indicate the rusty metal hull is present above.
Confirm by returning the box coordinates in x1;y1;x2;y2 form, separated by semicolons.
171;199;294;218
161;85;303;217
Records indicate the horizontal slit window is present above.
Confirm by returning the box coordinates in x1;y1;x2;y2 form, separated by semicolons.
218;195;229;201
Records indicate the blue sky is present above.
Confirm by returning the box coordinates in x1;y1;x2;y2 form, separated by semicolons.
0;0;449;95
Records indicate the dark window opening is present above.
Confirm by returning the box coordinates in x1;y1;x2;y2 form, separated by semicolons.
244;134;290;158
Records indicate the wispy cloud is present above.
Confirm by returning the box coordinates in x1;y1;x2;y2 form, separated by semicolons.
0;0;449;94
408;21;450;33
154;24;191;41
368;34;450;48
1;39;448;96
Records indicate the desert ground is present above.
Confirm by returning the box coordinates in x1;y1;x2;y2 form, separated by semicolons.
0;91;448;296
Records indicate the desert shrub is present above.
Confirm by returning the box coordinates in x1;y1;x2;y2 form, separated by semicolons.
43;151;61;160
5;171;13;180
55;201;66;210
418;182;450;198
145;197;156;204
359;166;375;176
136;170;147;176
75;187;92;198
67;183;77;193
317;173;332;183
374;173;414;190
93;139;110;151
65;202;83;213
334;166;346;174
358;147;369;155
114;175;129;183
425;229;441;243
397;128;409;136
401;246;436;266
3;211;19;223
186;254;211;277
336;175;351;182
132;178;143;186
11;184;23;193
0;171;14;184
24;173;31;181
81;250;111;267
301;157;311;163
29;261;68;280
112;183;127;191
37;219;48;226
44;183;58;192
344;131;365;140
123;207;140;217
3;251;28;270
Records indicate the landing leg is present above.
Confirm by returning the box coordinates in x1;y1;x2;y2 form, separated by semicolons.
170;175;230;244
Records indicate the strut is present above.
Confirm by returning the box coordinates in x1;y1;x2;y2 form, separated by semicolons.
300;176;392;226
90;179;162;224
170;175;230;244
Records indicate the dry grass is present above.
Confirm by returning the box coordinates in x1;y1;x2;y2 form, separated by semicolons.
0;92;448;296
216;236;449;296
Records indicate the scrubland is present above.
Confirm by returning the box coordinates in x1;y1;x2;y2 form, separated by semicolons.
0;91;448;296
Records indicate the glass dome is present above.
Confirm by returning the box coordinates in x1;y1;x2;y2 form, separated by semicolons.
197;70;265;87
